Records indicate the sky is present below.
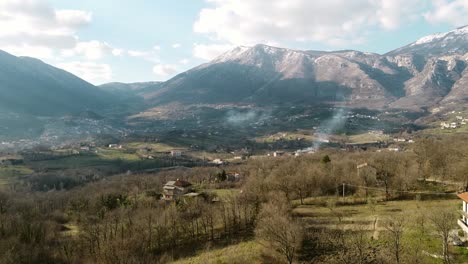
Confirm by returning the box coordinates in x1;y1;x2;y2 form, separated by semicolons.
0;0;467;85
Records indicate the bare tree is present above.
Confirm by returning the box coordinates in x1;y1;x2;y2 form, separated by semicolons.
255;195;303;264
430;208;455;264
385;216;405;264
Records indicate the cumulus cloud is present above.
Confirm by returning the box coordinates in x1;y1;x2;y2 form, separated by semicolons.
153;64;178;76
193;43;234;60
0;0;92;57
1;44;54;60
172;43;182;48
55;9;92;29
57;61;112;84
424;0;468;26
72;41;113;60
194;0;427;47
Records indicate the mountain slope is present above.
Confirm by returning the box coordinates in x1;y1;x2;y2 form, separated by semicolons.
142;26;468;111
387;26;468;57
144;45;402;108
0;50;113;116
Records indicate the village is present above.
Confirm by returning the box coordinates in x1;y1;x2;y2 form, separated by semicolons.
440;111;468;130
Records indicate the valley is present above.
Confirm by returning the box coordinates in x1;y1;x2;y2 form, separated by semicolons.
1;21;468;264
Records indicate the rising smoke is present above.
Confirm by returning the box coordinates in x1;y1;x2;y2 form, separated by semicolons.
225;109;271;126
312;108;347;150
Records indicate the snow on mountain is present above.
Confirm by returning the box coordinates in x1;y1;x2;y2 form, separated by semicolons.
387;25;468;56
139;26;468;111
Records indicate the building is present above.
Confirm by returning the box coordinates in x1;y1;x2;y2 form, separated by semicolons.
211;158;224;165
388;147;400;152
457;192;468;235
162;179;192;200
170;150;182;157
227;172;241;182
441;122;450;129
273;151;285;157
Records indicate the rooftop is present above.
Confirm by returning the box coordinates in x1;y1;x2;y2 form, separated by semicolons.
457;192;468;202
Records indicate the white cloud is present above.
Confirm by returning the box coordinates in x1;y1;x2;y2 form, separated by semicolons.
112;48;123;56
55;9;92;29
179;58;189;65
194;0;427;47
172;43;182;48
57;61;112;84
73;40;113;60
0;0;92;57
153;64;178;76
424;0;468;26
1;44;54;60
193;43;234;60
153;45;161;51
128;50;148;57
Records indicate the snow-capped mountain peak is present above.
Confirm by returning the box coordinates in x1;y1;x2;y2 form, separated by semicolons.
387;25;468;56
412;25;468;46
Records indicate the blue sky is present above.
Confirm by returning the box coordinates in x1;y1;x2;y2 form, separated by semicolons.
0;0;467;84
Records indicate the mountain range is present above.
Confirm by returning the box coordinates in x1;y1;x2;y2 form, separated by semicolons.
139;25;468;111
0;25;467;120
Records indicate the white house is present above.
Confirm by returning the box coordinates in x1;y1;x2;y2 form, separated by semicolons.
273;151;285;157
170;150;182;157
441;122;450;129
457;193;468;235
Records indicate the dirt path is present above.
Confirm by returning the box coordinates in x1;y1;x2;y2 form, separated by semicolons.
372;216;379;239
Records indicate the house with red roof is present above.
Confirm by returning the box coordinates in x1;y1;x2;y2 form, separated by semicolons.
457;192;468;234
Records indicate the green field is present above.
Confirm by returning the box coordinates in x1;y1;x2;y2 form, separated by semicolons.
0;165;34;186
347;133;390;143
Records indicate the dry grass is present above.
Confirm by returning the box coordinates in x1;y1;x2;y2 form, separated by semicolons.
171;241;262;264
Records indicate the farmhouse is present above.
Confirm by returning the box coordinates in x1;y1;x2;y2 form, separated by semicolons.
457;192;468;235
162;179;192;200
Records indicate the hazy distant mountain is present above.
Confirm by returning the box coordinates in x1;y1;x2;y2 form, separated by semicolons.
0;50;113;116
99;81;163;98
143;25;468;111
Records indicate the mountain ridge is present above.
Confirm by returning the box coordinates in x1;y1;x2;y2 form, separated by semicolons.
138;25;468;111
0;50;115;116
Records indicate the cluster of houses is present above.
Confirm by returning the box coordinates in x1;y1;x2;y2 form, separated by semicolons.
393;138;414;143
440;116;468;129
